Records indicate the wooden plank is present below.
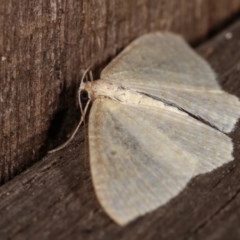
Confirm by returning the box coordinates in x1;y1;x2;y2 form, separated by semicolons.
0;19;240;240
1;0;240;183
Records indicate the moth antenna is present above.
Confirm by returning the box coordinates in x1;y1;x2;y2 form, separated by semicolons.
48;98;91;154
48;67;92;154
89;70;94;83
82;97;91;125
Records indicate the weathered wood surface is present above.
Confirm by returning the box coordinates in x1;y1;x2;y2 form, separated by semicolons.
1;1;240;183
0;18;240;240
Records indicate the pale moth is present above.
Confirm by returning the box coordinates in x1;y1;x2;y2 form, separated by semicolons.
50;32;240;225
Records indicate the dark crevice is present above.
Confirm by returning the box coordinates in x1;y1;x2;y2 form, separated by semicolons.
46;80;80;152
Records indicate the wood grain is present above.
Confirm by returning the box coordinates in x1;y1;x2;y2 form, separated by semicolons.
1;0;240;183
0;18;240;240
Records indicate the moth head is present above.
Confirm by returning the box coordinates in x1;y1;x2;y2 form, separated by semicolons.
79;81;93;103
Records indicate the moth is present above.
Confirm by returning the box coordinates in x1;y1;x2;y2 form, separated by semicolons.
50;32;240;225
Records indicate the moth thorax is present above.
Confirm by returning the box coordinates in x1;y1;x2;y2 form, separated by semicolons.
85;80;120;100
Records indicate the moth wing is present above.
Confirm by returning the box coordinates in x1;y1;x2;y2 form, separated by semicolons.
88;98;233;225
101;32;240;133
